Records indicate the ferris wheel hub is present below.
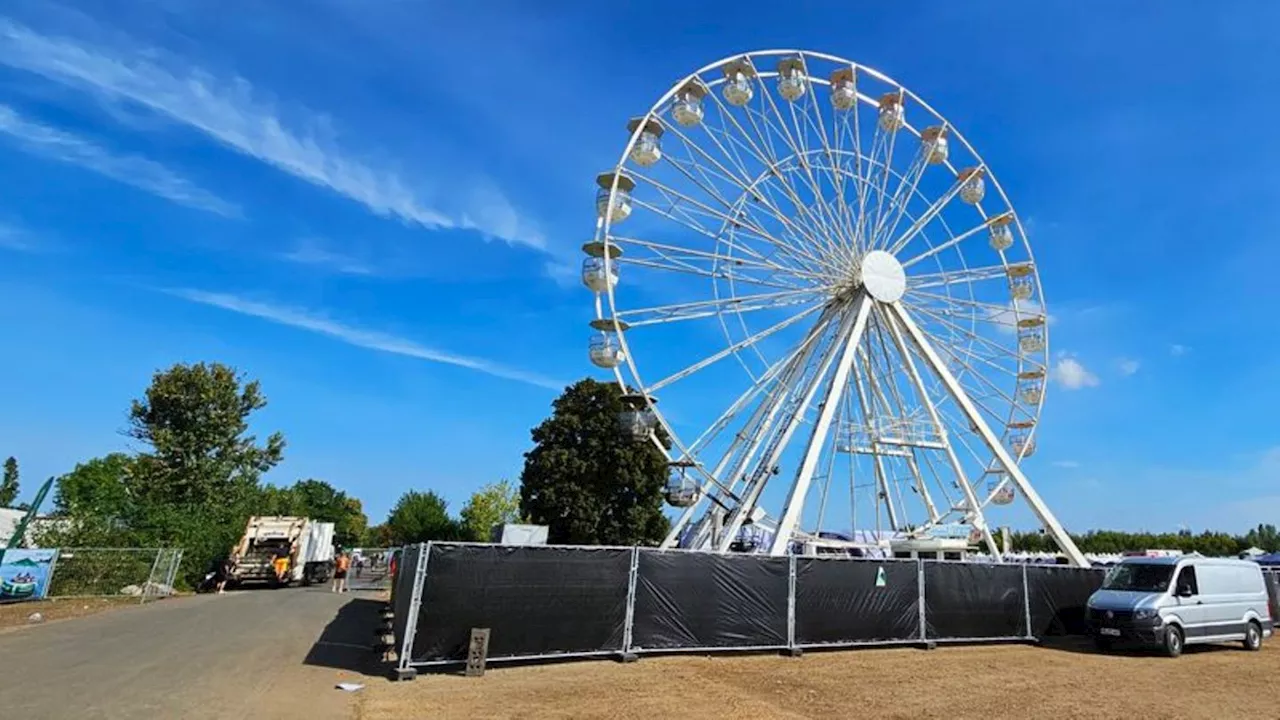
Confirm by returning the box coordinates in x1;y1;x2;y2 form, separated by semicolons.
858;250;906;303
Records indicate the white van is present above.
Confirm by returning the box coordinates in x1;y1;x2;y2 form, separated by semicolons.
1087;556;1273;657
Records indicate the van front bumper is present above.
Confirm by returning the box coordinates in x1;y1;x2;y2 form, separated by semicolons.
1089;609;1165;645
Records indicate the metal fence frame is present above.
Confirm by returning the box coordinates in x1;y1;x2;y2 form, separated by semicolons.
44;547;185;604
394;542;1107;670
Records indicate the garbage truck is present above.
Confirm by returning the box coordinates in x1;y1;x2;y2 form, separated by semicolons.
229;516;335;586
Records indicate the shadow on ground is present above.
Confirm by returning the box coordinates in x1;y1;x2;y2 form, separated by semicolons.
1036;635;1236;658
304;597;389;677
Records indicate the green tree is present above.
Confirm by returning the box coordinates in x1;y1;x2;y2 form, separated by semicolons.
363;523;394;547
125;362;286;584
386;490;460;544
256;479;368;548
0;456;19;507
519;379;670;546
459;480;522;541
1245;523;1280;553
37;454;136;547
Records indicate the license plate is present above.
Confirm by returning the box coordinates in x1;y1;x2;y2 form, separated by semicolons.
1100;628;1121;637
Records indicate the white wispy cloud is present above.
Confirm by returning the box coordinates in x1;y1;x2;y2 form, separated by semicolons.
0;104;238;217
1117;358;1141;376
279;239;373;276
165;288;564;390
1170;343;1189;356
1050;354;1099;390
0;18;544;248
1052;460;1081;469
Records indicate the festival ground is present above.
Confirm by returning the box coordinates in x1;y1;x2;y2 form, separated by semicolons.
361;640;1280;720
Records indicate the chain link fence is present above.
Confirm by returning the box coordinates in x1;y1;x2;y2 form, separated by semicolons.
46;548;184;603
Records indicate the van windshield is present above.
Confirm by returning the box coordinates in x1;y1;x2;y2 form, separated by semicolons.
1102;563;1174;592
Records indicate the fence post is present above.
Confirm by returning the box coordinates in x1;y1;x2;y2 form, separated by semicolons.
1021;563;1033;641
396;542;431;680
42;549;62;600
917;559;930;646
166;550;185;595
141;548;164;605
786;554;797;654
620;546;640;661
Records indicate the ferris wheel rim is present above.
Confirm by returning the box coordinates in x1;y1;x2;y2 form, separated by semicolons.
592;48;1050;528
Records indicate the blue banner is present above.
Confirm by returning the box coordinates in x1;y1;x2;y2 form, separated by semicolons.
0;548;59;603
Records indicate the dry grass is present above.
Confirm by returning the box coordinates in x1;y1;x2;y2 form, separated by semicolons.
358;639;1280;720
0;596;147;631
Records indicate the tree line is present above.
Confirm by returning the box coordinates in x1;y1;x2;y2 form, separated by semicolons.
7;366;1272;586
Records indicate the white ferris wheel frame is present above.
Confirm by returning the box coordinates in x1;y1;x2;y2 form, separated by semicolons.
587;49;1088;568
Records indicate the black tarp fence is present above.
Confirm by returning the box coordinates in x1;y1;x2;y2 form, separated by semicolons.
395;543;1106;669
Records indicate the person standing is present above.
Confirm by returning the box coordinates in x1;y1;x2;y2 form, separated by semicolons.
272;550;291;585
215;554;237;594
332;551;350;593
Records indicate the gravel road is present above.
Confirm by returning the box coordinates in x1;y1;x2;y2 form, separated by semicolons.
0;584;385;720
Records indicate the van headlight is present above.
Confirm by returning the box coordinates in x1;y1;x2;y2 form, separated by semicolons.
1134;609;1158;621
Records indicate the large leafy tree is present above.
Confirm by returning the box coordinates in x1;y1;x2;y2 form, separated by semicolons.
519;379;670;546
386;490;460;544
459;480;522;541
0;456;18;507
125;362;286;581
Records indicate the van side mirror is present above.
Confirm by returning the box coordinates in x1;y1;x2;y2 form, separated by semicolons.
1176;586;1194;598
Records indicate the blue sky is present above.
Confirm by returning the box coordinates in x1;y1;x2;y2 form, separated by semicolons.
0;0;1277;534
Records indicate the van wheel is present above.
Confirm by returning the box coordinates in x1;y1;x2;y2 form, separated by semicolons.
1244;621;1263;651
1163;625;1184;658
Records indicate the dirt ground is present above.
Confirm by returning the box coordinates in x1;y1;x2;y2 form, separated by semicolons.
0;595;147;631
357;639;1280;720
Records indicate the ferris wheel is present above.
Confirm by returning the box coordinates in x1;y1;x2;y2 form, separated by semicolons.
581;49;1088;567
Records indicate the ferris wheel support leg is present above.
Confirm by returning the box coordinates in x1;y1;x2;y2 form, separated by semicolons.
768;295;873;556
886;302;1090;568
715;310;849;553
879;305;1000;560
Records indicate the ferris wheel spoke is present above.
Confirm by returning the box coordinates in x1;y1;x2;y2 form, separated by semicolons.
906;263;1008;290
864;97;905;253
613;234;828;286
661;118;836;264
616;286;829;328
907;289;1029;320
771;85;858;257
648;302;824;393
685;308;834;457
618;256;807;292
884;170;971;256
630;170;816;267
635;168;839;278
701;90;839;259
838;102;875;249
628;192;830;280
901;213;1007;270
869;138;933;251
900;314;1025;419
735;74;854;266
808;85;861;251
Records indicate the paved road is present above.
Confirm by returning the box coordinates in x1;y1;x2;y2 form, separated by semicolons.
0;582;386;720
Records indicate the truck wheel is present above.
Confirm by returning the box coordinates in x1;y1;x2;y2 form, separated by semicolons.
1244;620;1263;651
1163;625;1184;658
